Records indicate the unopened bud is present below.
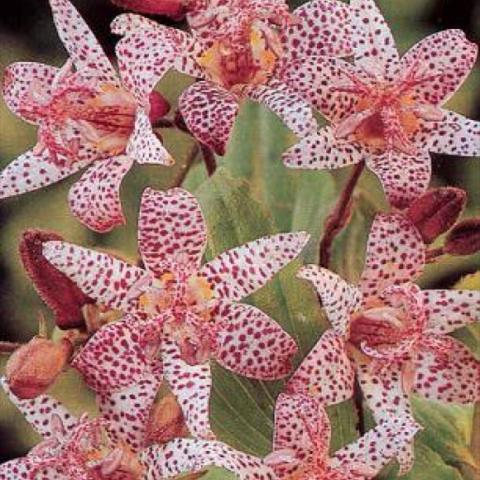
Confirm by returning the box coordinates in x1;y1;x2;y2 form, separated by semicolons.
146;393;189;444
406;187;467;244
19;230;94;329
148;91;171;124
111;0;186;19
5;337;73;399
444;218;480;256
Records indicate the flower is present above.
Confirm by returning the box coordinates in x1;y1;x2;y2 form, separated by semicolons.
111;0;187;19
42;187;307;439
0;377;276;480
112;0;353;155
283;0;480;209
0;0;174;233
292;213;480;472
264;393;420;480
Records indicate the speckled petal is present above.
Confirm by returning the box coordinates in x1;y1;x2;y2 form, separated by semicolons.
359;213;425;300
138;187;207;277
111;13;162;35
213;302;297;380
199;232;309;302
42;241;149;312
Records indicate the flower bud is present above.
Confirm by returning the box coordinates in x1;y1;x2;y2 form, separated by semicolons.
5;337;73;399
444;218;480;256
111;0;186;19
406;187;467;244
148;91;171;124
19;229;94;329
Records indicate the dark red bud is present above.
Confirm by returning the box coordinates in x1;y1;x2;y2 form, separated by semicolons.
19;229;94;329
111;0;186;19
148;91;171;124
444;218;480;256
6;337;73;399
406;187;467;244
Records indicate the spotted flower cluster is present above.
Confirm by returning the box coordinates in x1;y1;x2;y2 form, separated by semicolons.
0;0;479;478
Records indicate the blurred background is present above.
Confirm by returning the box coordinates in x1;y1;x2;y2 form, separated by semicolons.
0;0;479;467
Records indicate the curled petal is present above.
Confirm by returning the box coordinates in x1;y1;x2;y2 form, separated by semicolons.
199;232;309;302
139;187;207;277
213;302;297;380
111;13;161;35
179;81;239;156
111;0;185;18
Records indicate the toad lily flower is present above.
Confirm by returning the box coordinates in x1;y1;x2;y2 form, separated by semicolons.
112;0;353;155
0;0;173;233
264;393;420;480
42;187;307;439
0;378;276;480
293;213;480;472
283;0;480;208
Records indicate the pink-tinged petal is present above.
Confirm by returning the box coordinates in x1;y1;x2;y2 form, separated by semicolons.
68;156;133;233
42;241;149;312
127;110;174;165
350;0;399;74
281;0;352;61
359;213;425;300
98;369;163;452
179;82;239;156
140;438;276;480
366;149;432;209
414;336;480;404
0;459;34;479
213;302;297;380
331;415;420;476
2;62;58;123
400;29;478;106
72;315;160;393
111;13;162;35
1;377;77;439
49;0;116;81
285;330;354;404
139;187;207;278
283;127;365;170
199;232;309;302
297;265;362;335
422;290;480;335
0;149;90;199
246;83;317;138
162;330;214;439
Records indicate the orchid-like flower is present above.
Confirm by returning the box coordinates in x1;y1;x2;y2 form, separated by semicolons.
42;187;307;439
0;377;276;480
283;0;480;209
264;393;420;480
291;213;480;472
112;0;353;155
0;0;173;233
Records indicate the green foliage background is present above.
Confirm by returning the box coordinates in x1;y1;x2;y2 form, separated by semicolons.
0;0;479;478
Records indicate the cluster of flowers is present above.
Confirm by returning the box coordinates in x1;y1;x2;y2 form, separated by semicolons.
0;0;479;478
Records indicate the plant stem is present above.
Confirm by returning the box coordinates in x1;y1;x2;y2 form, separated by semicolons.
0;341;22;354
471;403;480;478
319;162;365;268
425;246;445;263
200;144;217;176
173;143;200;187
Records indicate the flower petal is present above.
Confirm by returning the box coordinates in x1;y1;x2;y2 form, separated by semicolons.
138;187;207;277
0;459;34;480
42;241;149;312
281;0;352;61
68;156;133;233
414;336;480;404
400;29;478;106
285;330;354;404
2;62;58;123
246;83;317;138
140;438;275;480
0;149;90;199
213;302;297;380
199;232;309;302
297;265;362;335
422;289;480;335
127;110;174;165
111;13;163;35
162;330;214;439
350;0;399;74
359;213;425;300
1;377;77;439
49;0;116;81
179;81;239;155
283;127;365;170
